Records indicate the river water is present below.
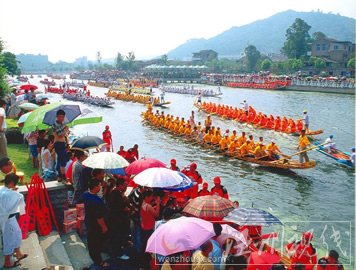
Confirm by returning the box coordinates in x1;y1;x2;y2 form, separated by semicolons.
31;77;355;267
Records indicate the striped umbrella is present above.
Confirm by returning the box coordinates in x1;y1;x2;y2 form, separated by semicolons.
183;195;235;221
223;208;282;226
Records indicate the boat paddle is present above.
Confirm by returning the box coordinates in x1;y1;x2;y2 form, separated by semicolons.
273;142;329;163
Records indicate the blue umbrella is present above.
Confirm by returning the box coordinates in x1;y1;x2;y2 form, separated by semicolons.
223;208;282;226
162;172;193;191
43;104;81;125
71;136;106;151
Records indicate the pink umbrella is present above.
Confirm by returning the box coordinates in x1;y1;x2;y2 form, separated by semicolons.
125;157;166;175
146;216;215;256
216;224;247;255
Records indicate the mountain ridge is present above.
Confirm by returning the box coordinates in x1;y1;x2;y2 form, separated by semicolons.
166;10;356;60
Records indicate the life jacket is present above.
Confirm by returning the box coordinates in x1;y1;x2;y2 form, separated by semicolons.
210;185;229;199
286;241;317;268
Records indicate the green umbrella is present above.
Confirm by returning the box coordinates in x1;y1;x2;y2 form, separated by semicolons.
21;103;103;133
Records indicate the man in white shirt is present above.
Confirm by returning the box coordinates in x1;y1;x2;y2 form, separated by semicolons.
323;135;336;153
241;100;248;115
0;99;8;159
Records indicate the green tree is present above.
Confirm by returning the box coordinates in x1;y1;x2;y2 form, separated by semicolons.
161;54;168;65
314;58;326;72
260;59;272;71
2;52;20;75
281;18;311;59
244;45;261;72
347;58;355;69
126;51;136;71
115;52;123;69
312;31;327;41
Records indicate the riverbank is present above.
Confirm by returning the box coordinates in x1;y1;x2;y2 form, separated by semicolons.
284;85;355;95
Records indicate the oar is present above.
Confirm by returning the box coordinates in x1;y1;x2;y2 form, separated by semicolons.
273;142;329;163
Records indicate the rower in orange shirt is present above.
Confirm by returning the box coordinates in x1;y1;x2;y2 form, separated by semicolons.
296;119;303;132
219;134;230;151
274;116;281;131
286;119;297;133
237;132;247;146
280;116;289;131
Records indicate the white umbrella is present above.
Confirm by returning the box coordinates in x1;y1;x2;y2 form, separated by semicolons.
217;224;248;255
133;167;190;188
18;111;32;125
83;152;129;170
19;102;39;111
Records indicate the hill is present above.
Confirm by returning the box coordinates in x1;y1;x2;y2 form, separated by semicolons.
167;10;356;60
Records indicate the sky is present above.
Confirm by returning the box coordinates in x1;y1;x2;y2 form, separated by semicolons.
0;0;355;63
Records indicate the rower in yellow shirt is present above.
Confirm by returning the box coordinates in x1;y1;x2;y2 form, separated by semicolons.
184;125;192;136
178;124;185;135
298;129;310;163
253;143;268;159
248;135;255;149
239;140;253;157
210;131;220;145
228;139;239;154
237;132;247;146
229;130;237;141
266;141;282;160
219;135;231;151
203;130;213;144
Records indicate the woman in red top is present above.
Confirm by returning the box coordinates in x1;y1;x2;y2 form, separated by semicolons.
102;125;112;152
140;190;160;269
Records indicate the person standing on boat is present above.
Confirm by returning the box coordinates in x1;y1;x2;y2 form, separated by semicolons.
204;115;212;133
102;125;113;152
298;130;310;164
323;135;336;153
160;89;165;103
241;100;248;115
189;111;196;129
197;92;202;105
302;110;310;133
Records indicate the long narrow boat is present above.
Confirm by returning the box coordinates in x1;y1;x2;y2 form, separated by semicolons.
109;85;153;95
314;144;354;168
142;115;316;170
106;91;170;107
159;86;222;97
194;103;323;137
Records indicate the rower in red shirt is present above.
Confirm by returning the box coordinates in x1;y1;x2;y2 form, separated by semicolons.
210;176;229;199
317;250;344;270
102;125;113;152
131;144;139;160
117;145;127;159
198;182;210;196
285;232;317;270
169;159;180;171
182;162;203;198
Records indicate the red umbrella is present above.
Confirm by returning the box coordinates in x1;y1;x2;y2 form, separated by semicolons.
20;84;38;90
183;195;235;221
247;251;281;270
125;157;166;175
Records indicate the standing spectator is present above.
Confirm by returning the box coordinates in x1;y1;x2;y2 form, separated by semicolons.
140;190;160;269
25;131;39;168
52;109;69;180
0;99;8;159
10;89;17;106
82;178;109;269
23;90;29;102
192;241;214;270
128;185;145;253
102;125;113;152
36;130;47;175
107;177;131;258
71;151;88;205
0;173;27;268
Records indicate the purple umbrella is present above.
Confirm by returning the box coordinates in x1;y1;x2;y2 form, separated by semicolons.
146;216;215;256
